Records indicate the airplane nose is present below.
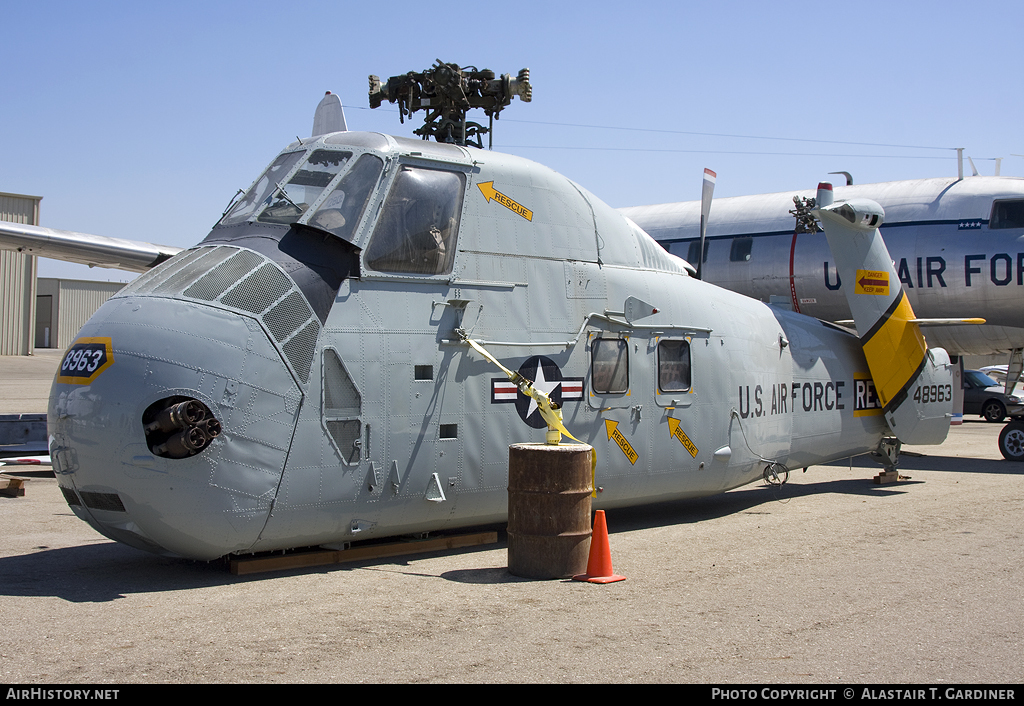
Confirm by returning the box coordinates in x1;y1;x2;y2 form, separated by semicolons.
50;245;318;560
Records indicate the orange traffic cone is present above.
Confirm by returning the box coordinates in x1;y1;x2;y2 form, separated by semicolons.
572;510;625;583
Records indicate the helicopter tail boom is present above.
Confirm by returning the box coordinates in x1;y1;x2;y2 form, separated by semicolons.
814;183;954;445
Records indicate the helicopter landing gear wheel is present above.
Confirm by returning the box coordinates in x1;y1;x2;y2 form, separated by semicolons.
763;462;789;486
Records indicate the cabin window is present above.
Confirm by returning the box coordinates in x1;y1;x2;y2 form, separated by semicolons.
365;166;466;275
686;240;708;266
306;154;384;243
591;338;629;394
990;200;1024;229
221;151;304;226
730;237;753;262
658;339;691;393
258;150;353;225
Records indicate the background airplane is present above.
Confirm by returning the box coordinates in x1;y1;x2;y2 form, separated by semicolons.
621;176;1024;395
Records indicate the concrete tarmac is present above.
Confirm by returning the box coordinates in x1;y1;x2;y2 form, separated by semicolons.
0;349;62;415
1;353;1021;684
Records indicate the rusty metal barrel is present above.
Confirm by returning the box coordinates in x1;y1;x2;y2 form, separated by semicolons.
507;443;594;579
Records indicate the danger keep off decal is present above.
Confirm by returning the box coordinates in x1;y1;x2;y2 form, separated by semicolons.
57;337;114;385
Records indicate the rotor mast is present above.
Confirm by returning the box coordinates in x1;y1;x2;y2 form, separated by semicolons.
368;60;532;149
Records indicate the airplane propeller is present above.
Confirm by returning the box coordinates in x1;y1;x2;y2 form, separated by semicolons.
697;168;716;280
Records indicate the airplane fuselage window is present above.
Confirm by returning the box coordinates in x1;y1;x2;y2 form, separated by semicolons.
591;338;629;394
687;240;709;266
730;237;753;262
307;154;384;243
258;150;353;225
364;166;466;276
658;339;691;393
990;199;1024;229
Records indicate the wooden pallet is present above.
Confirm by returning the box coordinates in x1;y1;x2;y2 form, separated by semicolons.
0;477;26;497
228;531;499;576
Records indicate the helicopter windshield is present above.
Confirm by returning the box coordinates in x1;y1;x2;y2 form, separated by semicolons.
257;150;353;225
221;151;304;226
306;154;384;243
364;166;466;276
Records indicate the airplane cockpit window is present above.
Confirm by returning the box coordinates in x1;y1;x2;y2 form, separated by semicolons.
220;151;304;226
990;200;1024;229
306;154;384;243
658;339;691;393
591;338;629;394
257;150;353;225
364;166;466;276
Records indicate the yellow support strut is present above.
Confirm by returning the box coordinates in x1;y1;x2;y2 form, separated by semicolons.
462;335;597;494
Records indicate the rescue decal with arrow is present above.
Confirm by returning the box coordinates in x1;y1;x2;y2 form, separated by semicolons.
604;420;638;465
477;181;533;221
667;417;699;458
855;269;890;296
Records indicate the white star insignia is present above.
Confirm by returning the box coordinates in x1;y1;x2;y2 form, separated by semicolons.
525;360;561;419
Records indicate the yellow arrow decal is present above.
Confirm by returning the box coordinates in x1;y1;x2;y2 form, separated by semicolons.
667;417;699;458
477;181;533;221
604;419;638;465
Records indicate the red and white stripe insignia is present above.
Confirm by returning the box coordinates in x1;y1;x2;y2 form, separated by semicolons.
492;380;518;402
561;380;584;399
492;377;585;403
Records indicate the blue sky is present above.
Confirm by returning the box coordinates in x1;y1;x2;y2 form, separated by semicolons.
2;0;1021;281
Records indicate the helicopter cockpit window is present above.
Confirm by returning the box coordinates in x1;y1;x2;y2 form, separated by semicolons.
306;154;384;243
257;150;353;225
591;338;629;394
364;166;466;276
221;151;304;226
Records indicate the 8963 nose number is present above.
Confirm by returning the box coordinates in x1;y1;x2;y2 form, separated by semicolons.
57;337;114;385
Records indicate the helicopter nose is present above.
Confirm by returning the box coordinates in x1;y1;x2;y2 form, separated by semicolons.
49;245;319;560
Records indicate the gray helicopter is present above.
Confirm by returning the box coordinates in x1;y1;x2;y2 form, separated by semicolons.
8;64;976;560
